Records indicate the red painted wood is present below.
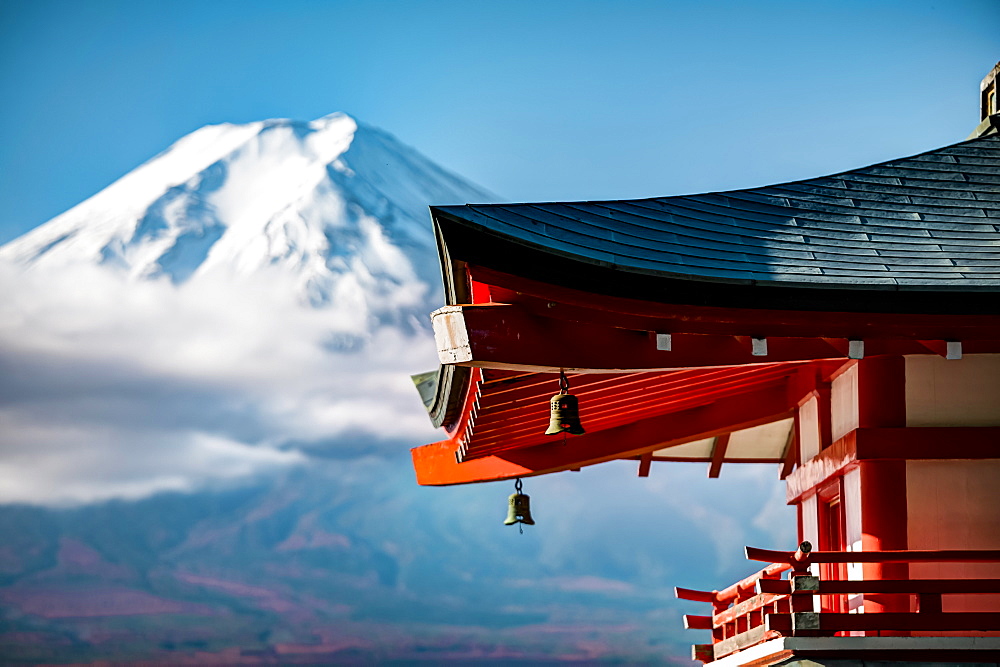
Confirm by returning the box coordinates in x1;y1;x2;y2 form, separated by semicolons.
469;278;493;304
916;339;949;357
766;612;1000;633
785;427;1000;503
412;385;796;485
692;644;713;663
709;434;730;478
466;265;1000;341
443;367;482;439
457;304;901;371
675;586;719;603
779;424;798;480
470;367;789;439
710;563;791;606
460;364;817;460
860;460;909;615
854;427;1000;460
713;593;783;628
854;358;908;618
458;303;1000;371
857;356;906;429
757;578;1000;595
745;547;1000;564
637;452;652;477
684;615;714;630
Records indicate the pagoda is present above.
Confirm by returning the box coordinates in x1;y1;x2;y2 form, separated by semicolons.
410;63;1000;665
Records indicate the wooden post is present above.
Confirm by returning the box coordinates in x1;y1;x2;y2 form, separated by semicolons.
857;357;909;625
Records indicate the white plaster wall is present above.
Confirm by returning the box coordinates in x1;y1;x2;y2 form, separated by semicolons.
907;459;1000;613
831;363;859;442
653;437;714;458
906;354;1000;427
801;493;819;547
798;396;821;463
727;417;793;459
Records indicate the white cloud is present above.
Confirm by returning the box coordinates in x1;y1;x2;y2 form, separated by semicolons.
0;261;441;506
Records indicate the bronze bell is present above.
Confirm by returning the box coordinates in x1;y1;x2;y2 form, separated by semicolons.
504;491;535;526
545;392;585;435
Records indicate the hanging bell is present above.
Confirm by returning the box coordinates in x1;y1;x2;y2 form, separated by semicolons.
545;392;585;435
504;492;535;526
504;479;535;527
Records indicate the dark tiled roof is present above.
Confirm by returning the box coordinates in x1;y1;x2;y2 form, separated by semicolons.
433;135;1000;291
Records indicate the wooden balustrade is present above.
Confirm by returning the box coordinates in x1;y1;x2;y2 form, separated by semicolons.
676;543;1000;663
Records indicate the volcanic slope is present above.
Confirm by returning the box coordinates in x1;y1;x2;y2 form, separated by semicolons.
1;113;495;320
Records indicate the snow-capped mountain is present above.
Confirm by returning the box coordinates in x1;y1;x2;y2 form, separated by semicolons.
0;115;787;664
0;113;494;319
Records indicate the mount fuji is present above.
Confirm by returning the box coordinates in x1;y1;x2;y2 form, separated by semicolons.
0;114;788;663
1;113;494;329
0;113;501;507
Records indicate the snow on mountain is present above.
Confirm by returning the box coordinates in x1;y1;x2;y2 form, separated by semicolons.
1;113;494;323
0;114;496;506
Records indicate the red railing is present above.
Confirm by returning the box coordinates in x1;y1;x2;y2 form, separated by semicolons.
676;542;1000;663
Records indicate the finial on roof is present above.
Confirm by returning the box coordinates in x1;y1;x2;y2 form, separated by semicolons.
970;61;1000;139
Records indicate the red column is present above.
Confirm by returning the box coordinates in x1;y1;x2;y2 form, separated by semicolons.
856;356;909;619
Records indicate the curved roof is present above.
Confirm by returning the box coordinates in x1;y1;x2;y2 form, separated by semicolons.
432;135;1000;306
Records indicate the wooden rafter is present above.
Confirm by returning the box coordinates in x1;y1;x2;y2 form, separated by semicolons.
708;434;731;478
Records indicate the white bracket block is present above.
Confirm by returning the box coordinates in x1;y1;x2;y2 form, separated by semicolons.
655;333;672;351
848;339;865;360
946;341;963;359
431;306;472;364
751;337;768;356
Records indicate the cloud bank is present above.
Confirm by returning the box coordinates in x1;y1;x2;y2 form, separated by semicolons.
0;261;441;505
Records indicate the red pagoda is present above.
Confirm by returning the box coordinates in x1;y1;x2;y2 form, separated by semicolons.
411;63;1000;664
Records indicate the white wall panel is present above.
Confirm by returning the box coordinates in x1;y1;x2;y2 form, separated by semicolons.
906;354;1000;426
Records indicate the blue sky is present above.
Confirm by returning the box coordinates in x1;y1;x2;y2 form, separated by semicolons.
1;0;997;245
0;3;998;660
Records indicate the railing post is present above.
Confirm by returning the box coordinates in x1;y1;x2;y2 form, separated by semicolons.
788;541;821;636
712;597;727;644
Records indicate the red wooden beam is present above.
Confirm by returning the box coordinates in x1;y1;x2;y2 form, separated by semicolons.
757;578;1000;595
683;615;713;630
637;452;652;477
413;384;796;485
766;612;1000;633
466;265;1000;341
745;546;1000;564
691;645;713;664
713;593;782;628
437;304;950;372
674;586;719;603
785;427;1000;503
709;562;791;606
855;427;1000;460
785;431;858;503
466;375;790;457
462;366;802;459
708;434;730;478
779;419;797;480
471;366;790;438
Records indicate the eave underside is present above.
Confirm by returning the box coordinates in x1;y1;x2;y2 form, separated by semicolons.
412;268;1000;486
412;359;842;486
414;135;1000;486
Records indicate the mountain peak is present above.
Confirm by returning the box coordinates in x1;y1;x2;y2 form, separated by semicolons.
310;111;356;127
0;115;495;322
